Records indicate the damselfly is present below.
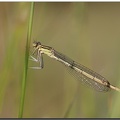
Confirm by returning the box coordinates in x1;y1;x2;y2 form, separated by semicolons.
30;41;120;92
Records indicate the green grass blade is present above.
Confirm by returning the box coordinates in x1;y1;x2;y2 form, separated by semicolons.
18;2;34;118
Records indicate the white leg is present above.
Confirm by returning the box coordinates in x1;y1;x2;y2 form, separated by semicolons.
30;55;39;62
29;66;43;69
38;51;44;69
29;51;44;69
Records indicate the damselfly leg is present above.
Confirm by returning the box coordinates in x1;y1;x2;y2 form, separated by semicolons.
30;50;44;69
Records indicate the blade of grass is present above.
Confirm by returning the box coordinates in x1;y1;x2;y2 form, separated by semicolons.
109;77;120;117
18;2;34;118
63;88;78;118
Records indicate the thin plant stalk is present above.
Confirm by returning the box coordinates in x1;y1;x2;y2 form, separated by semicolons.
18;2;34;118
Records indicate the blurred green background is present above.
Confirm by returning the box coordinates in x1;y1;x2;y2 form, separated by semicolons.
1;2;120;118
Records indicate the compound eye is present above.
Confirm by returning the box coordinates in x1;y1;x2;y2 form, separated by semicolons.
33;41;41;47
33;43;37;47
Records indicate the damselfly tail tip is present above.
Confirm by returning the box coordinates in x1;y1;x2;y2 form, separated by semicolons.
110;84;120;92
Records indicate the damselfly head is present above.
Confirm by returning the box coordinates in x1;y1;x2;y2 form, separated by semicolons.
33;41;41;48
